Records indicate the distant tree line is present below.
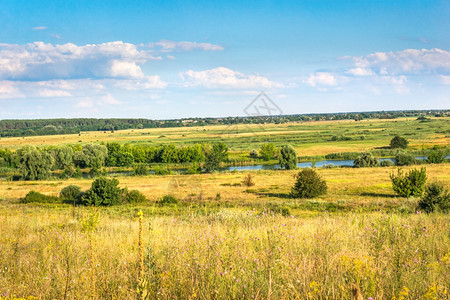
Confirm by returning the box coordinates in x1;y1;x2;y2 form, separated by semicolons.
0;109;448;137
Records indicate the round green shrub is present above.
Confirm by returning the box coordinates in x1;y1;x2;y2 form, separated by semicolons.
22;190;59;203
380;160;394;167
60;185;82;204
133;163;148;176
390;135;408;149
159;194;178;205
278;145;298;170
390;167;427;198
81;177;122;206
125;189;146;203
290;168;327;198
418;182;449;213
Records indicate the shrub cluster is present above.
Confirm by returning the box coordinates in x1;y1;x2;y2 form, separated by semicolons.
418;182;449;213
353;152;379;168
21;191;59;204
390;167;427;198
290;168;327;198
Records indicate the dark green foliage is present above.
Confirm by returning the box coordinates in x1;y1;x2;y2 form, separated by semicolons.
154;166;172;175
390;135;408;149
133;163;148;176
205;142;228;172
185;163;201;174
390;167;427;198
278;145;297;170
395;151;416;166
81;177;122;206
125;190;147;203
418;182;449;213
159;195;178;205
260;143;276;161
22;190;59;203
290;168;327;198
15;146;54;180
353;152;379;168
427;150;445;164
380;160;395;167
249;149;258;158
60;185;82;204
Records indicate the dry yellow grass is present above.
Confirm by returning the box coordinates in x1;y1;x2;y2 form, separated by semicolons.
1;164;449;206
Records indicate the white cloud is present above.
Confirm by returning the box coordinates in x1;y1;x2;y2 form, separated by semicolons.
149;40;223;52
32;26;47;31
0;41;161;80
440;75;450;85
180;67;282;89
36;89;72;98
304;72;339;87
346;67;374;76
0;81;24;99
112;76;167;90
349;48;450;75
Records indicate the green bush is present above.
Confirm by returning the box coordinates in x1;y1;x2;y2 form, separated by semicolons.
353;152;379;168
81;177;122;206
60;185;82;204
185;163;201;174
427;150;445;164
159;195;178;205
249;149;258;158
380;160;394;167
290;168;327;198
133;163;148;176
242;174;255;187
278;145;298;170
22;190;59;203
418;182;449;213
125;189;147;203
260;143;276;161
390;135;408;149
390;167;427;198
395;151;416;166
154;166;172;175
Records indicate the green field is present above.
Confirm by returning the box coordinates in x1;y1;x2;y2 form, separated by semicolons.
0;117;449;299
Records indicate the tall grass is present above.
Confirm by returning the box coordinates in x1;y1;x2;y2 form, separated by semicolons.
0;204;448;299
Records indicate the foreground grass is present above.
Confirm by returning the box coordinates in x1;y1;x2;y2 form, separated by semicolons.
0;203;448;299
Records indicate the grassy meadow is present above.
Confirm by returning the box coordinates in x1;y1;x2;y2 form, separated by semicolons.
1;117;449;299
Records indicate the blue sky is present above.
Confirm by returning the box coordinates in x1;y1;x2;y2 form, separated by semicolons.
0;0;449;119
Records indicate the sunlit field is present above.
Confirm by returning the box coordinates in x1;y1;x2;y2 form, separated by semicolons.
0;117;449;299
1;118;449;156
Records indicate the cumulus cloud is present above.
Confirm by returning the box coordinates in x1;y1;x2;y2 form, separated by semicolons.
304;72;339;87
149;40;224;52
347;48;450;76
0;41;161;81
180;67;282;89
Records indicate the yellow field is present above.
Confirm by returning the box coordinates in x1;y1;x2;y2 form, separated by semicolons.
2;164;449;207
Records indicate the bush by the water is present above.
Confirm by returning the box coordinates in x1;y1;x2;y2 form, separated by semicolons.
395;151;416;166
353;152;379;168
380;160;394;167
81;177;122;206
21;190;59;204
418;182;449;213
427;150;445;164
133;163;148;176
60;185;82;204
278;145;297;170
290;168;327;198
390;167;427;198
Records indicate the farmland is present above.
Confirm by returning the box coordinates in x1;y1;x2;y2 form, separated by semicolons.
0;116;449;299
